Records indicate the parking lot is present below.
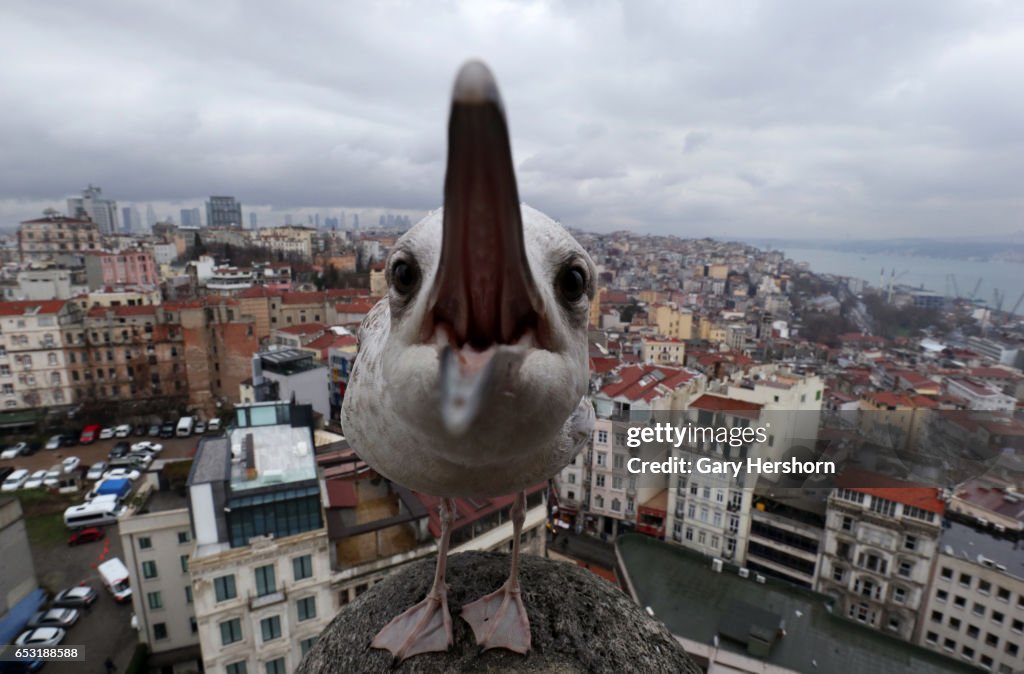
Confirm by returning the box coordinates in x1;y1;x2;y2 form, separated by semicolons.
3;431;206;672
2;433;202;477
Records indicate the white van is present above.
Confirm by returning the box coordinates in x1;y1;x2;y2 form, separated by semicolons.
176;416;195;437
98;558;132;603
2;468;30;492
63;499;125;529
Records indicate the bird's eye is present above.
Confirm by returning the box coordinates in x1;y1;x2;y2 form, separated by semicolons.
556;265;586;303
391;260;419;295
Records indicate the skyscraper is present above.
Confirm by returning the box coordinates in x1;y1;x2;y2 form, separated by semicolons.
206;196;242;228
249;212;258;229
146;204;158;228
122;206;134;233
67;185;119;234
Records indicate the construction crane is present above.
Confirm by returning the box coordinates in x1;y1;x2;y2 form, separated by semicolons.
946;273;960;299
993;288;1004;313
1010;291;1024;319
969;277;983;301
886;268;909;303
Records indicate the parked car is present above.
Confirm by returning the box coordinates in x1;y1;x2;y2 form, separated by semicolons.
68;527;105;546
22;470;48;489
0;467;13;483
99;427;116;440
1;443;27;460
194;420;207;434
61;456;81;473
2;469;29;492
208;418;222;432
86;462;108;481
114;424;132;438
159;422;176;438
43;466;63;488
52;585;98;609
132;424;147;437
131;441;162;455
45;435;63;450
14;627;66;648
22;442;41;456
79;424;102;444
26;608;79;629
59;433;78;447
101;468;140;482
109;441;131;460
126;452;153;468
147;424;161;437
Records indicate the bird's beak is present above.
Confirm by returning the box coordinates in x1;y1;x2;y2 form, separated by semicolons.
426;60;542;435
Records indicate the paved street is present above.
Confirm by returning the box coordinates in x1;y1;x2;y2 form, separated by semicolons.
548;529;617;570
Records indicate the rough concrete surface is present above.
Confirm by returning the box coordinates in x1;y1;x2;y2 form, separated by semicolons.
297;551;701;674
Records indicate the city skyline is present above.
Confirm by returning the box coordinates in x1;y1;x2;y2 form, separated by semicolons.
2;1;1024;239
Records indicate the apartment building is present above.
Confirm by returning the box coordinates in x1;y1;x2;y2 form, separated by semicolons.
641;337;686;365
817;470;944;642
917;521;1024;674
119;493;201;673
0;300;80;410
83;249;160;289
70;305;186;406
18;212;101;262
187;402;331;674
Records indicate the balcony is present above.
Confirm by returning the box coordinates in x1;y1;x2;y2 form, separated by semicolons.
249;588;287;610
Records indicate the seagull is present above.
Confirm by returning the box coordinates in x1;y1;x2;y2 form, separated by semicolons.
340;60;595;662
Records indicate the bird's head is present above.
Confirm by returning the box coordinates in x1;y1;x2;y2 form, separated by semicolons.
373;61;594;460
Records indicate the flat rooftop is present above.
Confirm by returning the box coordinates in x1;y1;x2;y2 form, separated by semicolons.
617;535;979;674
228;422;316;490
940;520;1024;581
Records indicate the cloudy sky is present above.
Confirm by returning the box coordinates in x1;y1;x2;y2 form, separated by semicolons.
2;0;1023;238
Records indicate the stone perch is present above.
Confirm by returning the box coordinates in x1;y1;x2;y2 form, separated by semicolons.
297;551;701;673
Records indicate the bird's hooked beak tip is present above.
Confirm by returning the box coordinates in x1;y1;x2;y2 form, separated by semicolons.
439;345;496;436
452;60;502;107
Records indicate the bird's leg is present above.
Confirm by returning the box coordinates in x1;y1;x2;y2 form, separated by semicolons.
371;497;455;661
461;490;531;654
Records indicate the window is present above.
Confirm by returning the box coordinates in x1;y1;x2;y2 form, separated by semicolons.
147;592;163;609
966;625;979;639
685;527;693;541
177;531;190;544
185;586;193;604
898;560;913;577
925;631;938;644
936;589;948;602
596;452;607;467
301;637;318;656
949;616;961;630
841;516;853;531
996;586;1010;602
297;596;316;621
612;476;623;489
226;660;248;674
153;622;167;640
264;659;286;674
613;454;624;469
961;645;974;659
220;618;242;645
698;531;706;545
255;565;276;596
893;586;906;603
943;638;955;652
972;603;985;617
1012;618;1023;633
991;610;1004;625
832;565;845;582
142;561;158;579
931;610;943;623
611;498;621;512
985;633;998;647
260;615;282;641
595;474;605;488
214;574;237;602
954;595;966;608
869;496;896;517
180;555;189;573
293;554;313;581
959;573;972;588
596;430;608;444
903;535;917;551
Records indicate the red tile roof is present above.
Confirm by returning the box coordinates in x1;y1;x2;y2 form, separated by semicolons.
690;394;763;416
335;300;377;314
600;365;698;402
0;300;68;316
589;356;620;374
836;468;945;514
418;482;547;538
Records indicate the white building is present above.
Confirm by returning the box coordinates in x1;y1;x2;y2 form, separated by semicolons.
0;299;80;410
916;521;1024;674
67;184;119;235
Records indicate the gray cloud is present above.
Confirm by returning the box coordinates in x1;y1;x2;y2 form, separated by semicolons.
1;0;1023;238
